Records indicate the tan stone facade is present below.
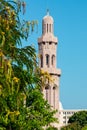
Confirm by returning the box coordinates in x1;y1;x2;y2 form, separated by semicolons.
38;12;61;128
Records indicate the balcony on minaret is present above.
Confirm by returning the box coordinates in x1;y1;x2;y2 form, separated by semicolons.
41;67;61;77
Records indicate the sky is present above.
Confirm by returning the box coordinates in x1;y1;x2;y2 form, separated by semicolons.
23;0;87;109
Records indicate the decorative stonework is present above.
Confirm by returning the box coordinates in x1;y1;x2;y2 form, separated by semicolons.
38;12;61;126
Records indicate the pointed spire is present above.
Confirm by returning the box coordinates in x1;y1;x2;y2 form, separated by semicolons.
47;9;49;16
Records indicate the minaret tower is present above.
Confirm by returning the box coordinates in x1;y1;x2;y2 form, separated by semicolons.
38;11;61;112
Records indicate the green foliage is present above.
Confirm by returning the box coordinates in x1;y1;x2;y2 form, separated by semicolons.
46;126;58;130
61;122;81;130
0;56;25;130
0;0;38;62
26;88;57;129
0;0;58;130
61;111;87;130
82;125;87;130
68;111;87;128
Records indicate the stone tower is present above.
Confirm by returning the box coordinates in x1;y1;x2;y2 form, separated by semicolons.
38;12;61;112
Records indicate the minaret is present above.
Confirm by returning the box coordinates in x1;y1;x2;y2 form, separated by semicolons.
38;11;61;112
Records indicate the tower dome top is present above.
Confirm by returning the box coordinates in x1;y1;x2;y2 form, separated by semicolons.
43;10;53;23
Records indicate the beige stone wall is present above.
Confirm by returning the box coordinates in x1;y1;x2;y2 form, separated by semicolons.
38;13;61;129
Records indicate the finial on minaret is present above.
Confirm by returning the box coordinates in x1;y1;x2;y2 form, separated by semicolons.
47;9;49;16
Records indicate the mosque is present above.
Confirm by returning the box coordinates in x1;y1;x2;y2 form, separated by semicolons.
38;11;86;129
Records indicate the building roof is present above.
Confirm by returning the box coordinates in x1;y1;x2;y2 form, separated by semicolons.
43;10;53;22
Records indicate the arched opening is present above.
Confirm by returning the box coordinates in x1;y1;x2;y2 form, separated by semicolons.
45;86;49;102
50;24;51;32
40;55;43;68
46;54;49;67
53;86;56;90
52;55;55;67
47;24;48;33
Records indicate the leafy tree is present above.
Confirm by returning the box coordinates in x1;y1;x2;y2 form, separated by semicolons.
26;88;57;130
61;122;81;130
68;111;87;128
81;125;87;130
61;111;87;130
46;126;58;130
0;0;58;130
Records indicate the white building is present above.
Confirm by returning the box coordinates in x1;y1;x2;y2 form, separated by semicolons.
58;103;86;128
38;11;86;129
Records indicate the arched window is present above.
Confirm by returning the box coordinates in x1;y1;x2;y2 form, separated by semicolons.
47;24;48;33
45;86;49;101
52;55;55;66
42;24;46;34
40;55;43;68
46;54;49;67
50;24;51;32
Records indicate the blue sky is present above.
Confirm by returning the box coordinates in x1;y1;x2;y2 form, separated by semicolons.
23;0;87;109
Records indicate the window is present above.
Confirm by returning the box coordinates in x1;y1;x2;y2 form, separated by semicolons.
52;55;55;66
50;24;51;32
45;86;49;101
63;116;66;119
46;54;49;67
47;24;48;33
42;22;46;34
63;112;66;114
63;121;66;124
42;42;45;44
49;42;52;45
